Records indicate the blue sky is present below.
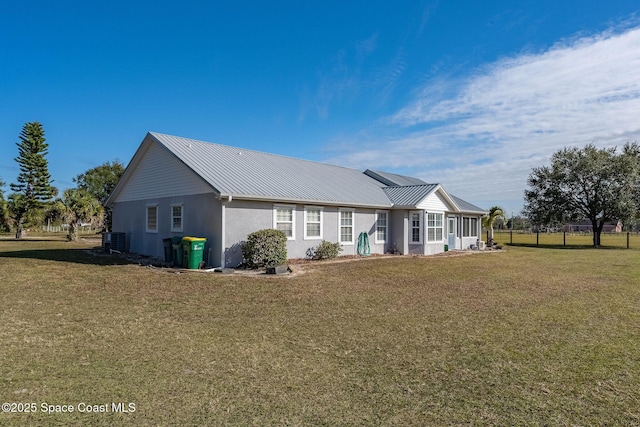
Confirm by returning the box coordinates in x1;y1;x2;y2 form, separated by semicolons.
2;1;640;215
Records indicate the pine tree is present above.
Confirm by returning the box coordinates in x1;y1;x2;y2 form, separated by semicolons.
0;177;9;232
9;122;55;237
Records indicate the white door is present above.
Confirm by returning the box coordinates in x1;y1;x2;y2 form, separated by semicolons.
448;217;457;249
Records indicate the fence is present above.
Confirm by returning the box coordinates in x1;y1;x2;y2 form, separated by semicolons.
492;230;640;249
42;224;95;234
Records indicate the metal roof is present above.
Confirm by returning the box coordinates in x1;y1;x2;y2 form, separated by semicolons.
150;132;393;207
106;132;487;214
366;169;486;214
449;194;486;214
364;169;429;187
382;184;440;207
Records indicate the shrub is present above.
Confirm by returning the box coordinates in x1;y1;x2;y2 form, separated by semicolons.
242;228;288;268
309;240;342;260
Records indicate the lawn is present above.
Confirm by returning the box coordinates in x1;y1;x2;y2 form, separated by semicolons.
493;229;640;249
1;237;639;426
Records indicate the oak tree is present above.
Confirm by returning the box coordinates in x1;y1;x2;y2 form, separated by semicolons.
523;143;640;247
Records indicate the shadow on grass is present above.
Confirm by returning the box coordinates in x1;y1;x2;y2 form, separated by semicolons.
0;247;132;266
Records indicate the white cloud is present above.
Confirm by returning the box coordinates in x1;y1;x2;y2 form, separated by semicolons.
324;25;640;214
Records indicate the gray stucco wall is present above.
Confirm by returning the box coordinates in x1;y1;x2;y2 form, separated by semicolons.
223;200;388;266
111;193;222;263
112;194;484;266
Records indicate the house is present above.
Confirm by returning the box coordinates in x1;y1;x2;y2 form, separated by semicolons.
105;132;487;267
563;220;622;233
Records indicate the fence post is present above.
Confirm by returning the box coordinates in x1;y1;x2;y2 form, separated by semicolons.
510;230;513;245
627;232;630;249
536;231;539;247
563;231;566;246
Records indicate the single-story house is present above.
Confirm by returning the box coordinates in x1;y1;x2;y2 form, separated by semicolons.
563;220;622;233
105;132;487;267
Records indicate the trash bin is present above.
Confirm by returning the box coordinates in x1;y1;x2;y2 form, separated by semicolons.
182;237;207;269
163;238;173;263
444;244;449;252
172;236;184;267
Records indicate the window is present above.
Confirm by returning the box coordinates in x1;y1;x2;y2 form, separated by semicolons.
463;217;478;237
171;204;183;232
375;211;388;243
427;213;443;242
304;207;323;240
146;204;158;233
339;209;354;244
410;211;422;244
471;218;478;237
274;205;295;239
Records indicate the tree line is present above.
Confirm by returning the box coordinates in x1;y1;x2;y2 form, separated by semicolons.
0;122;124;240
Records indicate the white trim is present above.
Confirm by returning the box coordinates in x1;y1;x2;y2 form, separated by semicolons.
338;208;355;245
409;210;423;244
146;203;158;233
303;206;323;240
170;203;183;232
273;204;296;240
375;210;388;244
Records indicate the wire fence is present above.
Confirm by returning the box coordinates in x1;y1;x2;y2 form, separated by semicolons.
42;224;96;234
492;230;640;249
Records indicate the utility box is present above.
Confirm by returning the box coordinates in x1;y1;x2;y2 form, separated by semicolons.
182;237;207;269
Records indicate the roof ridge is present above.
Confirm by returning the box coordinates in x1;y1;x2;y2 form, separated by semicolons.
383;183;439;189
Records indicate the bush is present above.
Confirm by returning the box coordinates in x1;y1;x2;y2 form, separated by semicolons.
308;240;342;260
242;229;288;268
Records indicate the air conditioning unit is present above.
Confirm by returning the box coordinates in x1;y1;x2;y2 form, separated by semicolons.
103;232;126;253
478;240;486;250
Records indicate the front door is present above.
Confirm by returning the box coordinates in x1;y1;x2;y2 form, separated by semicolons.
448;217;457;249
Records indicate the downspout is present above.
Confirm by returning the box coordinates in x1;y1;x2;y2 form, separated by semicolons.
220;195;232;268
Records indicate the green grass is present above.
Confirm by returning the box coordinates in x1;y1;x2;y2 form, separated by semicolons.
1;237;639;425
494;229;640;249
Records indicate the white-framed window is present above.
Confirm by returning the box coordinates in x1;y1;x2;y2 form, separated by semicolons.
339;209;355;245
410;211;422;244
463;217;478;237
171;204;183;232
427;212;444;242
274;205;295;240
304;206;323;240
146;204;158;233
375;210;388;243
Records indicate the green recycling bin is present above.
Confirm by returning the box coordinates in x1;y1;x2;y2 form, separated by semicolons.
182;237;207;269
171;236;184;267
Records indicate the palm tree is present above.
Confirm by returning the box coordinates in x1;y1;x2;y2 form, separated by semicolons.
59;189;103;241
482;206;507;244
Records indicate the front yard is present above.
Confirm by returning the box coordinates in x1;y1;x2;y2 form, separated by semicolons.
1;237;639;425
